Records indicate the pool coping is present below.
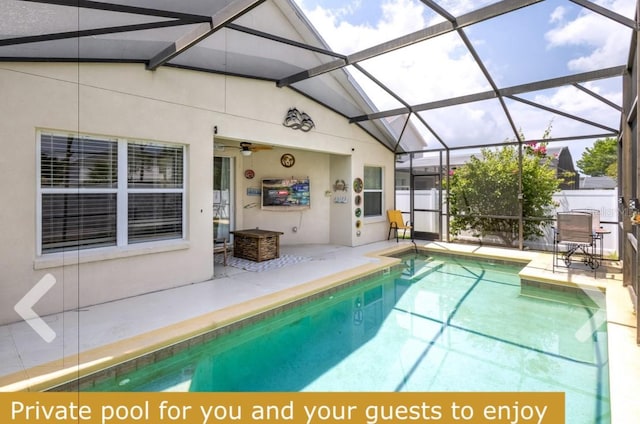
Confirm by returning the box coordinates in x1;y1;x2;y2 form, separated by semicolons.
0;247;404;392
1;242;637;423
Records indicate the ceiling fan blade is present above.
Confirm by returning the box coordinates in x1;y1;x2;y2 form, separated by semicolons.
239;141;272;152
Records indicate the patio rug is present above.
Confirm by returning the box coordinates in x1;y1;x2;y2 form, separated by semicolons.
214;253;312;272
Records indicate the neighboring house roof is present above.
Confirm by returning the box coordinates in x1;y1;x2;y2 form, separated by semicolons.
580;176;617;189
396;146;574;170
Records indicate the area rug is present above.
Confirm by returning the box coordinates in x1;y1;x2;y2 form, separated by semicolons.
214;253;312;272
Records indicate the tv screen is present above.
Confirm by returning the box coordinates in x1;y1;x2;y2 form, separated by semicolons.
262;178;310;208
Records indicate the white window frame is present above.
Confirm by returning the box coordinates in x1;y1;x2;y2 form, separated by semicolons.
37;131;186;256
363;165;384;220
126;139;186;245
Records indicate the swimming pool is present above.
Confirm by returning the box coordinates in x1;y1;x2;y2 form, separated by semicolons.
87;253;609;423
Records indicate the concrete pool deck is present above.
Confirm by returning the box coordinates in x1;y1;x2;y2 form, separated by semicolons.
0;240;637;422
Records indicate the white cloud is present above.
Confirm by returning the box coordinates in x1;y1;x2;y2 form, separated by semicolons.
533;0;628;156
332;0;362;19
294;0;508;145
299;0;426;54
549;6;566;23
296;0;490;106
534;85;619;125
545;0;634;71
426;0;497;17
500;83;620;152
294;0;626;152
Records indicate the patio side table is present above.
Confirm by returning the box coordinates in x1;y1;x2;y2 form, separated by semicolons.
230;229;284;262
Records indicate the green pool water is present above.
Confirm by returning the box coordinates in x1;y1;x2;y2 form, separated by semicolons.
89;253;610;423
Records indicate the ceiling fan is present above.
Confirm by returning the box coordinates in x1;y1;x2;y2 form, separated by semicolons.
240;142;272;156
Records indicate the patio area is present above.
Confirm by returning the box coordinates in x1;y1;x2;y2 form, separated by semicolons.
0;240;406;391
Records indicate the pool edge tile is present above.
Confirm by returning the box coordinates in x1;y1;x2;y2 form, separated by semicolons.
0;251;403;392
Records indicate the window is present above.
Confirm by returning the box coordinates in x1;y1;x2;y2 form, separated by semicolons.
39;132;184;254
127;142;184;243
363;166;383;217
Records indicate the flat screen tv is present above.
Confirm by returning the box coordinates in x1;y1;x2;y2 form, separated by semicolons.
262;178;310;209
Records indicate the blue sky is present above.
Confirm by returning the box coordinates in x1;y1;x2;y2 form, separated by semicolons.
468;0;589;85
297;0;383;26
294;0;635;166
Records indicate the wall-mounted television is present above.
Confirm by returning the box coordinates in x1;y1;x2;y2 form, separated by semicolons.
262;178;310;209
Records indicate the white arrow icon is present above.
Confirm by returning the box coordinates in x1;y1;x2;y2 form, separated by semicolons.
14;273;57;343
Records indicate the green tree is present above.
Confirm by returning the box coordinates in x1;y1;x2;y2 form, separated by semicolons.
576;137;617;177
605;161;617;179
446;143;561;246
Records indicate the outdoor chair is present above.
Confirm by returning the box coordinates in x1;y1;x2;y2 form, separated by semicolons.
553;211;599;272
387;210;412;242
214;238;232;266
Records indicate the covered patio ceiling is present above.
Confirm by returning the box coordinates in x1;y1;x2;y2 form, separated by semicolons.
0;0;635;153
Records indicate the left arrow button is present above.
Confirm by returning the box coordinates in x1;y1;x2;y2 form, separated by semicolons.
14;273;57;343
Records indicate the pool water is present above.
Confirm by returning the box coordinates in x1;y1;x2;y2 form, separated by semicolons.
90;253;609;423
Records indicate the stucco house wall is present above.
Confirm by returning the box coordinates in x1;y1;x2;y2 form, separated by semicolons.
0;62;394;325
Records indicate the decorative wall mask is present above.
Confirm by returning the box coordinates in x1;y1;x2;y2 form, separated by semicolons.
333;179;346;191
333;179;348;203
283;107;314;132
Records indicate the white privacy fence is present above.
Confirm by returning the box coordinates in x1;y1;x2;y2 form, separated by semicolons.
396;189;619;256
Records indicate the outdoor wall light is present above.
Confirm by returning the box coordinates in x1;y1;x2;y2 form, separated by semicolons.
283;107;314;132
629;198;640;210
240;142;253;156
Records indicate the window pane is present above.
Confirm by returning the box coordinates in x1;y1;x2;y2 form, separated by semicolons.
128;143;183;188
364;192;382;217
128;193;183;243
364;166;382;189
214;157;232;241
41;193;117;252
41;134;117;188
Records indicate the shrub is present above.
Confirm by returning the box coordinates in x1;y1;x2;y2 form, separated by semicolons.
447;143;561;246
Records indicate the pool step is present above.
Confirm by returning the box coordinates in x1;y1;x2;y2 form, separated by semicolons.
399;256;445;282
520;279;604;310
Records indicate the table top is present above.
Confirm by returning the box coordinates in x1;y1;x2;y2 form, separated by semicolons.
231;229;284;238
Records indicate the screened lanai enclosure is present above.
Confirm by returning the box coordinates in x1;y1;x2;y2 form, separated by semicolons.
1;0;638;340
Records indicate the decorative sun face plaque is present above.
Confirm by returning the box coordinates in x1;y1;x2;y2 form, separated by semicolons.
280;153;295;168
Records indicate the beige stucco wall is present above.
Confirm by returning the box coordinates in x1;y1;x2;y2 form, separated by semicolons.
0;62;394;325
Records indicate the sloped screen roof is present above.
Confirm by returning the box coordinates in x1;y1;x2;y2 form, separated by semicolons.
0;0;634;153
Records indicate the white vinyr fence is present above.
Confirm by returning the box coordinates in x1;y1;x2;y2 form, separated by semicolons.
396;189;618;256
